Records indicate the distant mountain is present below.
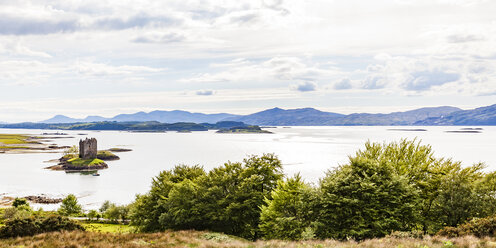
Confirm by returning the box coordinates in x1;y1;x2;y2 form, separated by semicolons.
35;104;496;126
42;115;81;124
40;111;240;124
226;107;345;126
226;106;461;126
415;104;496;125
111;110;238;123
328;106;461;126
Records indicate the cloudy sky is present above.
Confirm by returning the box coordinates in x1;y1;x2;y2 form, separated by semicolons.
0;0;495;122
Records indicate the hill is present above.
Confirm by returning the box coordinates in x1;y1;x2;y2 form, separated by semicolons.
226;107;345;125
415;104;496;125
41;111;239;124
227;106;461;126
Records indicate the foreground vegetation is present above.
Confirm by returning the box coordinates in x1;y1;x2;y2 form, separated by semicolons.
3;230;496;248
128;139;496;241
3;139;496;247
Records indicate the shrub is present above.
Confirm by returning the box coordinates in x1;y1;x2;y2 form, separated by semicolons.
437;215;496;237
0;215;84;238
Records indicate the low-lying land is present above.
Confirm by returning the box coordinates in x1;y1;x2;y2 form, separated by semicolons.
1;230;495;248
216;125;273;133
0;134;70;154
0;121;259;132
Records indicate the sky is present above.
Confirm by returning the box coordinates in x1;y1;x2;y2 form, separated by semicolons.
0;0;495;122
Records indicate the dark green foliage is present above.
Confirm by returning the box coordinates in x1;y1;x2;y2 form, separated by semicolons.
438;215;496;237
349;139;496;234
128;140;496;240
0;215;84;238
130;154;283;240
316;157;418;240
259;174;318;240
129;165;206;232
12;198;29;208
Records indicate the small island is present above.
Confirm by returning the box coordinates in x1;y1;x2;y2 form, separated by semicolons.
0;134;70;154
216;126;273;134
47;138;120;171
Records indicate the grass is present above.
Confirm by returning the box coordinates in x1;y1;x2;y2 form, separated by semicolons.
0;134;30;145
67;158;106;167
82;223;134;234
2;231;496;248
97;150;119;160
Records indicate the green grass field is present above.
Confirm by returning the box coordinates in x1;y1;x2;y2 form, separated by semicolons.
82;223;134;233
0;134;30;145
67;158;106;167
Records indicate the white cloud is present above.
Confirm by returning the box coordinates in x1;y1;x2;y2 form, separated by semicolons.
196;89;215;95
293;81;317;92
181;56;340;83
75;61;165;77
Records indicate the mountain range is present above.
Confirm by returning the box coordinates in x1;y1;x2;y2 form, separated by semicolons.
33;104;496;126
42;111;239;124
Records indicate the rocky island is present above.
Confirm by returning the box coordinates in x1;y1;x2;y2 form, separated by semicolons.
47;138;120;171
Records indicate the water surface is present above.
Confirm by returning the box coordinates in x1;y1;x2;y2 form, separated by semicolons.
0;126;494;209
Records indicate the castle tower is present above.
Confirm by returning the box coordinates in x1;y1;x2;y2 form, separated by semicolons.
79;138;97;159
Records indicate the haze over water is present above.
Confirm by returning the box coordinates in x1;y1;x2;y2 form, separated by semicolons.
1;126;494;210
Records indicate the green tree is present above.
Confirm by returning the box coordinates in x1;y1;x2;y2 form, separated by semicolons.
99;200;112;213
129;165;206;232
316;157;418;240
259;174;318;240
12;198;29;208
58;194;82;216
87;210;99;221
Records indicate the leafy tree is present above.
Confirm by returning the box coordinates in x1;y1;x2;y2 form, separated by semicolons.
129;165;206;232
58;194;82;216
12;198;29;208
259;174;318;240
87;210;99;221
99;200;112;213
129;154;283;240
104;205;120;222
316;157;418;240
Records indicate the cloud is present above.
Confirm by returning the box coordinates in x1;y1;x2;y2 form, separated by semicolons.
0;39;51;58
75;61;165;77
293;81;317;92
196;89;215;95
132;31;187;43
181;57;339;84
0;16;80;35
403;70;461;91
446;34;485;43
94;14;182;30
333;78;353;90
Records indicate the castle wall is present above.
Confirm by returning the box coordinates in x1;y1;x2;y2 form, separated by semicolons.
79;138;97;159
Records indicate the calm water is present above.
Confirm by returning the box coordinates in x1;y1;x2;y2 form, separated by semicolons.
1;126;495;210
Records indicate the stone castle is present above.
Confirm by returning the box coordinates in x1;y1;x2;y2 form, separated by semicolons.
79;138;97;159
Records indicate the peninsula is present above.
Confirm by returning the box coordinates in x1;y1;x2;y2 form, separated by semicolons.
0;134;70;154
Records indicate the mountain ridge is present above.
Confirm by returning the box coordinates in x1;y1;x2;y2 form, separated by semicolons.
36;104;496;126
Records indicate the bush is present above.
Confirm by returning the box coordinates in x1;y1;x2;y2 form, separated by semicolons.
0;215;84;238
437;215;496;237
